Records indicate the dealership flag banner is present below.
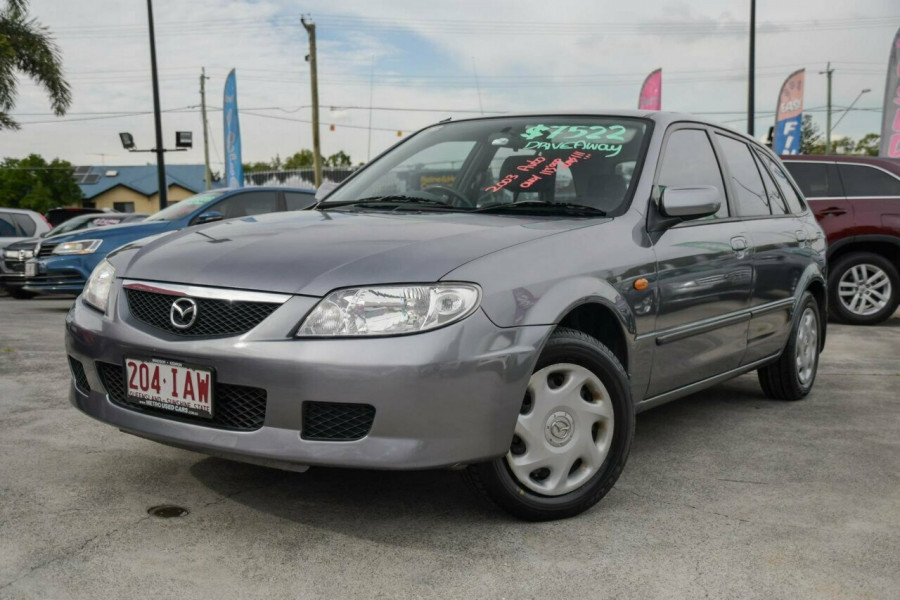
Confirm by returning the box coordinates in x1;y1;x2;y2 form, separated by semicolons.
223;69;244;187
880;27;900;157
775;69;805;155
638;68;662;110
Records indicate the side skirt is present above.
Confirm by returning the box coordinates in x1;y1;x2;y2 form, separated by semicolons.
635;352;780;413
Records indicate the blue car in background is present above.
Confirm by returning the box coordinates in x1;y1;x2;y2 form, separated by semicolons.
24;187;316;296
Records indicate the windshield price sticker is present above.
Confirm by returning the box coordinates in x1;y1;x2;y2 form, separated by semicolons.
484;150;593;193
520;124;627;156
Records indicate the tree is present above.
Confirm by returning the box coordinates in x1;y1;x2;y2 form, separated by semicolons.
799;115;824;155
0;154;83;212
0;0;71;130
854;133;880;156
324;151;352;167
242;161;274;173
283;149;315;170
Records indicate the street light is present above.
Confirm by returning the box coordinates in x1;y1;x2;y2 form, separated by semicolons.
831;88;871;132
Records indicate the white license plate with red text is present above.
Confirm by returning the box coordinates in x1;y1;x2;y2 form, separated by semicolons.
125;357;214;419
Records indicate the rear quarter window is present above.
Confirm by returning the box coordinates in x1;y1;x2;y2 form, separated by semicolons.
783;162;841;198
757;153;806;214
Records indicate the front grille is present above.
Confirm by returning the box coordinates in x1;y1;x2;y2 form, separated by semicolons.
125;289;279;337
96;362;267;431
68;357;90;392
3;260;25;273
37;242;58;257
302;402;376;441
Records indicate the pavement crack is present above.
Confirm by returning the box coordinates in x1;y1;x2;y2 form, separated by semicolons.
0;514;151;592
715;478;769;485
617;487;751;524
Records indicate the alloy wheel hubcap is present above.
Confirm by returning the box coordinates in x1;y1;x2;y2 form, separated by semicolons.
838;264;891;316
506;363;614;497
795;307;818;386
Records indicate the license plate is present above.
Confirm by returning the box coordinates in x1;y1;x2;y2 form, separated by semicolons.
25;262;37;277
125;357;214;419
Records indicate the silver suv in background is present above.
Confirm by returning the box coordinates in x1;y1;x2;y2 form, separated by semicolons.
0;208;51;251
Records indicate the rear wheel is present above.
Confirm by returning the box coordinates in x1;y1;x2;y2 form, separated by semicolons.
465;328;634;521
829;252;899;325
758;291;820;401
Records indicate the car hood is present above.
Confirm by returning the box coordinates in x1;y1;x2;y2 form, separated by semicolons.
44;221;176;246
112;209;605;296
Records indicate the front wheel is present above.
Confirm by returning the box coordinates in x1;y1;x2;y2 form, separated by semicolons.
465;328;634;521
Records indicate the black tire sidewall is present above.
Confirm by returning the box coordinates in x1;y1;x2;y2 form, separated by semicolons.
481;329;634;516
787;292;821;396
829;252;900;325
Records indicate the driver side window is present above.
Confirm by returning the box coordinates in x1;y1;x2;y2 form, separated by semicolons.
657;128;729;218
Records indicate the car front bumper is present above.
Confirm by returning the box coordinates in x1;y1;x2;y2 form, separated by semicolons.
22;256;91;295
65;288;552;470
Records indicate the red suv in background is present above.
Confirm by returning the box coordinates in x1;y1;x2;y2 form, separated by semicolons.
783;156;900;325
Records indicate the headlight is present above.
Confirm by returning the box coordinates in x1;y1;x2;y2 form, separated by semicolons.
297;283;481;337
3;249;33;259
83;260;115;313
53;240;102;255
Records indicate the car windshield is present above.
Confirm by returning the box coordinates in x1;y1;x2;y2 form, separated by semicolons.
47;214;102;236
144;191;226;222
322;116;650;215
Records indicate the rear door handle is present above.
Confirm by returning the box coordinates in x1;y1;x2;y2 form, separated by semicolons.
795;229;808;242
819;206;847;217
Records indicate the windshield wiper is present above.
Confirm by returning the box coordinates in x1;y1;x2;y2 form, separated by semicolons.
318;195;455;210
473;201;607;216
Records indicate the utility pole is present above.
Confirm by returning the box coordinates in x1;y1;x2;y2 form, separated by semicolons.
146;0;167;210
200;67;212;190
821;62;835;154
747;0;756;136
301;15;323;189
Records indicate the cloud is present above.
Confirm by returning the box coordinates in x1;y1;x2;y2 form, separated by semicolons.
1;0;896;169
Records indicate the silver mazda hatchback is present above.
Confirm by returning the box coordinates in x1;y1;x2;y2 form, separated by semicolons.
66;111;827;520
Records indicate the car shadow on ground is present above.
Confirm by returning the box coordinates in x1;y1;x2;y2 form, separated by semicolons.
186;375;770;541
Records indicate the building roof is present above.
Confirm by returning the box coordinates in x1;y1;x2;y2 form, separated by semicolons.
75;165;213;200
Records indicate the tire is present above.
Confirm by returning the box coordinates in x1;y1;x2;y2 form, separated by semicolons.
464;327;634;521
5;287;37;300
757;291;820;401
828;252;899;326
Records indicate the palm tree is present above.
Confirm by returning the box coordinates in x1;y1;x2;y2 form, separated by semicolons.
0;0;71;130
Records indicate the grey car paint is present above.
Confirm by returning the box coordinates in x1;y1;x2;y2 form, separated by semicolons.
65;111;827;471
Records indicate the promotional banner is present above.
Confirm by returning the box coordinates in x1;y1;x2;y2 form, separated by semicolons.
223;69;243;187
774;69;805;155
637;68;662;110
880;27;900;157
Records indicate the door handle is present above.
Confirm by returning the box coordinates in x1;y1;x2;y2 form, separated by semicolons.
730;236;749;258
819;206;846;217
795;229;808;242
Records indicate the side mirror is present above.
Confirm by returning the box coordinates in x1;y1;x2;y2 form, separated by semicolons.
194;211;224;225
660;186;721;220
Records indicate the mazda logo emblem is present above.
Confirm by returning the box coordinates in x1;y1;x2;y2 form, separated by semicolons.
170;297;198;329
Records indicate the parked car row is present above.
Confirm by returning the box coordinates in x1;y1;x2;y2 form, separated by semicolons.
1;188;316;298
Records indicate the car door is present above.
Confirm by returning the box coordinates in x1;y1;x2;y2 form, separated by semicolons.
716;139;806;364
646;126;753;397
835;162;900;239
783;160;853;245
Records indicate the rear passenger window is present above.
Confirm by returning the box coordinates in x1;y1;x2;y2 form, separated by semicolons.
213;191;280;218
783;162;839;198
715;134;769;217
837;164;900;197
11;214;37;236
657;129;728;218
757;153;805;214
754;154;789;215
285;192;315;211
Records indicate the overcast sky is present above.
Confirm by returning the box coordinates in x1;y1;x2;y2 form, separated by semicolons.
2;0;899;169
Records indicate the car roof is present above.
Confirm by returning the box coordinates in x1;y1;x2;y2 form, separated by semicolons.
781;155;900;174
0;207;42;216
414;110;760;144
215;186;316;193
